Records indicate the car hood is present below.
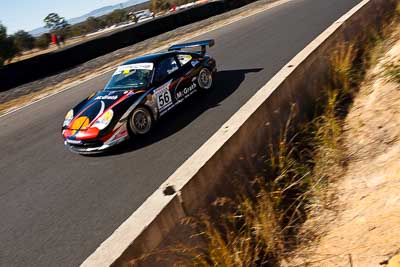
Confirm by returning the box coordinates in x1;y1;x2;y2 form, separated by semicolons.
67;90;139;130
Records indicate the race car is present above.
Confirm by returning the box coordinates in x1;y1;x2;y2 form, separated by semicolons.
62;39;216;154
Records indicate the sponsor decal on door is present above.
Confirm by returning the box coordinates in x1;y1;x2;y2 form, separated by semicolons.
175;83;197;102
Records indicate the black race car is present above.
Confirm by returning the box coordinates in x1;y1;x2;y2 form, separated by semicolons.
62;40;216;154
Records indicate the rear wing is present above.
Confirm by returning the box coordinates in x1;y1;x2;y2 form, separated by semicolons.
168;39;215;55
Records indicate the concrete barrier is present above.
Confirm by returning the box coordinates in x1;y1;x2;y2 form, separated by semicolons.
81;0;396;266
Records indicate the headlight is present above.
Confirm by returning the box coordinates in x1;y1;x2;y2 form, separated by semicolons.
92;109;114;130
63;109;74;127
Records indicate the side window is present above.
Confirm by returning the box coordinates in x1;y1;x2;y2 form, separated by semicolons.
154;57;179;83
177;54;192;66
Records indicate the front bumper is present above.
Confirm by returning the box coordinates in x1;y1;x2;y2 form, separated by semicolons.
64;136;128;154
64;139;109;154
63;124;130;154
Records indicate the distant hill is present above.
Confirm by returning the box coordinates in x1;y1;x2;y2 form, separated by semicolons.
30;0;148;36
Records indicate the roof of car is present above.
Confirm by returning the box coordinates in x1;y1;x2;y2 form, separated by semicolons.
122;51;179;65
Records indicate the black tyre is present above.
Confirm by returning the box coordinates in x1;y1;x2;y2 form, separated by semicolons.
128;106;153;135
197;68;213;90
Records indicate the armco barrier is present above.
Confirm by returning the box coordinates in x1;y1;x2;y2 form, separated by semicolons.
81;0;396;266
0;0;263;91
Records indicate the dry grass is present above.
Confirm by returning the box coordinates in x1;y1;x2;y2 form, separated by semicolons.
381;59;400;84
193;185;283;266
183;7;399;267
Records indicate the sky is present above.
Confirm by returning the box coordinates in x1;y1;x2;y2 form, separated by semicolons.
0;0;127;34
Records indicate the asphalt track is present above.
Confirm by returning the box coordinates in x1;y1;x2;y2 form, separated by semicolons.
0;0;361;266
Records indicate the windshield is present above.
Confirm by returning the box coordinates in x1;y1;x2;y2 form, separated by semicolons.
104;63;154;91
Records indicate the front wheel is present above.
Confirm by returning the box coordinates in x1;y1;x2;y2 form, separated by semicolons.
197;68;213;90
128;106;153;135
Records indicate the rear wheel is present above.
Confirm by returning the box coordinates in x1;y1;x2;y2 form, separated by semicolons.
198;68;213;90
128;106;153;135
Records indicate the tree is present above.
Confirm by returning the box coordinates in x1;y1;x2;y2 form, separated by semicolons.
12;30;35;51
0;23;6;40
35;33;51;50
104;9;127;27
67;24;85;37
151;0;171;12
44;13;69;31
0;23;19;66
151;0;162;12
85;17;105;33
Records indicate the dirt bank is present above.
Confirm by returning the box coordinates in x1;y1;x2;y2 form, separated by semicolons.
289;28;400;267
